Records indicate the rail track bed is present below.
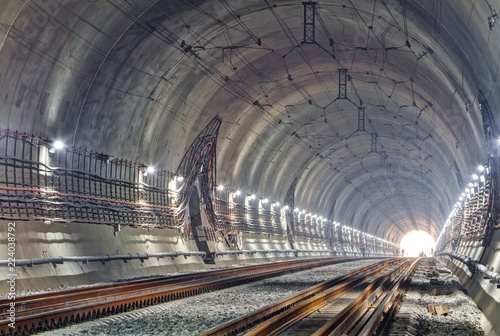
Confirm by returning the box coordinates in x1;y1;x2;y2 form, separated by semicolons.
201;258;420;336
1;257;365;336
387;258;485;336
279;285;368;335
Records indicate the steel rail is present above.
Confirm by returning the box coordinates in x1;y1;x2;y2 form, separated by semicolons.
312;258;420;336
0;257;353;314
356;258;419;336
198;258;400;336
0;257;364;335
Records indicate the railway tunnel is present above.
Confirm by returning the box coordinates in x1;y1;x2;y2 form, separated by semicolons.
0;0;499;335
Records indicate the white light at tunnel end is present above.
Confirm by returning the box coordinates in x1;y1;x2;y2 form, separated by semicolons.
400;231;436;257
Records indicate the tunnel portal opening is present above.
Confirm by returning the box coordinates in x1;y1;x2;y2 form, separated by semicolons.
400;231;436;257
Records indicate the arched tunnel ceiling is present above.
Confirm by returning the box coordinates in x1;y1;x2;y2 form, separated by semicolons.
0;0;498;243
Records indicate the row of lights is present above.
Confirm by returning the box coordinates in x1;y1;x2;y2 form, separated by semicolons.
437;164;489;247
49;140;395;247
216;185;397;247
47;140;393;248
217;185;279;204
218;187;324;218
49;140;189;182
456;164;487;203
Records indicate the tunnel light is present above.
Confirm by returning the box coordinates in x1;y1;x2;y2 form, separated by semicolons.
217;185;225;191
465;188;470;193
461;192;466;197
312;214;317;218
49;140;64;153
177;176;184;182
478;165;485;172
262;198;269;203
53;140;64;150
472;174;479;180
250;194;256;200
459;196;463;201
294;208;300;212
284;205;289;210
275;202;280;207
146;166;155;174
234;190;242;197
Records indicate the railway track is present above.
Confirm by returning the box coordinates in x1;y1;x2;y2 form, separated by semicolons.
0;257;366;335
200;258;420;336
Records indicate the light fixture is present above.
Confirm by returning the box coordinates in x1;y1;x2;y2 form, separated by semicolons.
146;166;155;174
53;140;64;150
294;208;300;212
275;202;280;207
465;188;470;193
177;176;184;182
284;205;289;210
459;196;463;200
461;193;465;197
235;190;242;196
217;185;225;191
262;198;269;203
478;165;485;172
468;182;474;187
472;174;479;180
250;194;256;200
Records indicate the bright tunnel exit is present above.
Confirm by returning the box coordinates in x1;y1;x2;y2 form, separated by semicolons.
400;231;436;257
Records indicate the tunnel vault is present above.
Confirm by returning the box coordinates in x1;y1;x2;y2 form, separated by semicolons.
0;0;498;244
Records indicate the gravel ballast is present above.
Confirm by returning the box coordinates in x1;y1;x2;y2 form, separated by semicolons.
43;259;376;336
388;258;485;336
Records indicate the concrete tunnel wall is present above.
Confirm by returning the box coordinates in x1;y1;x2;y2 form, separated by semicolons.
0;218;333;293
441;230;500;336
2;0;500;334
